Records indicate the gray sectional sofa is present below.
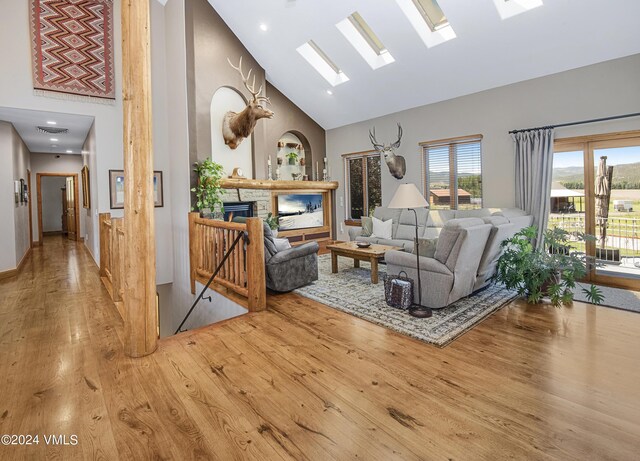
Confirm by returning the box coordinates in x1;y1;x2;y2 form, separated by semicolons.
348;206;533;309
348;207;532;251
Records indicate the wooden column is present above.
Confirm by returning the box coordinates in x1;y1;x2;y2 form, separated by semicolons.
245;218;266;312
122;0;157;357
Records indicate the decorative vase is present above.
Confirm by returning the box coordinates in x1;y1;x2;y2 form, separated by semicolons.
288;158;296;165
277;157;283;165
271;229;278;238
300;158;306;166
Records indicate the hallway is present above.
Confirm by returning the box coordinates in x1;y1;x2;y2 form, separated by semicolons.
1;237;640;460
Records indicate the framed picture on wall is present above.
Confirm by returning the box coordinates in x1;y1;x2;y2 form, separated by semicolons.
109;170;125;209
81;165;90;209
109;170;164;209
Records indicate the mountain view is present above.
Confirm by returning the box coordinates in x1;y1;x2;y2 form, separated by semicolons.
553;161;640;189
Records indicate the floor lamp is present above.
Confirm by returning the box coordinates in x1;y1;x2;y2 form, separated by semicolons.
388;183;432;318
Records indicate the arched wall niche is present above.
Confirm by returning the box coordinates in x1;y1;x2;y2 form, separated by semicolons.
275;130;312;180
210;86;254;178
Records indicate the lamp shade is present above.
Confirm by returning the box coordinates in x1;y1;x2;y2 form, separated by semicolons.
388;183;429;209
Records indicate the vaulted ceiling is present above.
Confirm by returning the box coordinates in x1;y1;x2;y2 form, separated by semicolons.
208;0;640;130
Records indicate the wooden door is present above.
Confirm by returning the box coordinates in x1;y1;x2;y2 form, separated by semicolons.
66;177;77;241
61;187;68;235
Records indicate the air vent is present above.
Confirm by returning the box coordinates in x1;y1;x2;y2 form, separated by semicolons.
37;126;69;134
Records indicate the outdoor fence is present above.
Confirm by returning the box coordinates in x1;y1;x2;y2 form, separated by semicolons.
548;214;640;260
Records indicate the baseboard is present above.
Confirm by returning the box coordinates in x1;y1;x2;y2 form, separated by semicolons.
43;231;63;236
0;247;32;280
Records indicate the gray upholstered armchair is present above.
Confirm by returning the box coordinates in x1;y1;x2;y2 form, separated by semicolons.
262;224;319;292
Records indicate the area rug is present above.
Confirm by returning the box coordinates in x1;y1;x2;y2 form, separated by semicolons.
294;254;518;347
30;0;115;101
573;284;640;314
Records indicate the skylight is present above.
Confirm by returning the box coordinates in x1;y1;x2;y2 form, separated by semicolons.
395;0;456;48
336;12;395;70
494;0;543;19
296;40;349;87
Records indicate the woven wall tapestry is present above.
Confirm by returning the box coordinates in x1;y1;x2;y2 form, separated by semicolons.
30;0;115;102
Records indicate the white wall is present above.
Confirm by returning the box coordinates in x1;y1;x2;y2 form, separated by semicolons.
41;176;66;232
161;0;195;333
0;121;31;271
30;153;84;241
0;0;123;259
12;124;31;266
327;54;640;241
0;122;16;271
0;0;175;283
81;122;99;262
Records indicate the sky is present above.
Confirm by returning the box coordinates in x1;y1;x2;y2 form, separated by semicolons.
553;145;640;169
278;194;323;213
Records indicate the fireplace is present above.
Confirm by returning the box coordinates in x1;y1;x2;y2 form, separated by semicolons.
223;201;254;221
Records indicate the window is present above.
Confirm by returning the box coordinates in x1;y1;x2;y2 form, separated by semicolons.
296;40;349;87
344;152;382;221
395;0;456;48
336;12;395;70
421;135;483;210
494;0;543;19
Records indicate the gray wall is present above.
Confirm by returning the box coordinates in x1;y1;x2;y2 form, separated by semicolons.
0;121;31;272
185;0;325;184
327;54;640;241
41;176;66;232
30;153;84;242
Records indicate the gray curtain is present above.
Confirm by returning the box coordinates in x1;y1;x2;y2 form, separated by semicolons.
513;128;555;248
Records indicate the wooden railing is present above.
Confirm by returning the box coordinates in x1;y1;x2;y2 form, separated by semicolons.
99;212;126;318
188;212;266;311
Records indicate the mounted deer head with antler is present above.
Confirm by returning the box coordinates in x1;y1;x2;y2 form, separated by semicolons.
369;123;406;180
222;57;274;150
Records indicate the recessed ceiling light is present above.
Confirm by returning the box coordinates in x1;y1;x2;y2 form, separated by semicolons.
259;23;268;31
46;121;57;125
51;144;58;148
326;90;333;95
66;150;73;153
50;138;58;142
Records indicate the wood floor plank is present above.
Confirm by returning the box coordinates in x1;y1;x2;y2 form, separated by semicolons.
1;235;639;460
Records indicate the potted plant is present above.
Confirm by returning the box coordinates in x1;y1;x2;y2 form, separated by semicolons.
493;226;604;306
287;152;298;165
191;159;224;219
265;212;279;237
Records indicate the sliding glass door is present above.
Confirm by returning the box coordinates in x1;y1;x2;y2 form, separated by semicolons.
551;131;640;289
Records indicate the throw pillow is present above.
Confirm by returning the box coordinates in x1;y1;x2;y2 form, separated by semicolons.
274;237;291;252
372;216;393;239
434;228;459;265
413;238;438;258
361;216;373;237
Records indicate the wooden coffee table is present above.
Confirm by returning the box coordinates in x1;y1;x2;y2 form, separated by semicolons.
326;242;403;284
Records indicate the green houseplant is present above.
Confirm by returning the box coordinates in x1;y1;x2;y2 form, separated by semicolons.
286;152;298;165
494;226;604;306
191;159;225;218
265;212;279;237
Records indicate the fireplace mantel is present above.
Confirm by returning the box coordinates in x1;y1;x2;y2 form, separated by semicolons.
221;178;338;191
220;178;338;245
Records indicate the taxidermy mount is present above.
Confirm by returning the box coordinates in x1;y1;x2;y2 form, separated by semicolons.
223;57;274;149
369;123;407;180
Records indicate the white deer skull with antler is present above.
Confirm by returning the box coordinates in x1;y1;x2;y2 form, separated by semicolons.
369;124;406;180
222;57;274;150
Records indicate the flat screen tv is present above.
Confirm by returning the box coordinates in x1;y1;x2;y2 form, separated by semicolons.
277;193;324;230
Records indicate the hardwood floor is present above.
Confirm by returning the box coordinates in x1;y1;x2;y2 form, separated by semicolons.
1;236;639;460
